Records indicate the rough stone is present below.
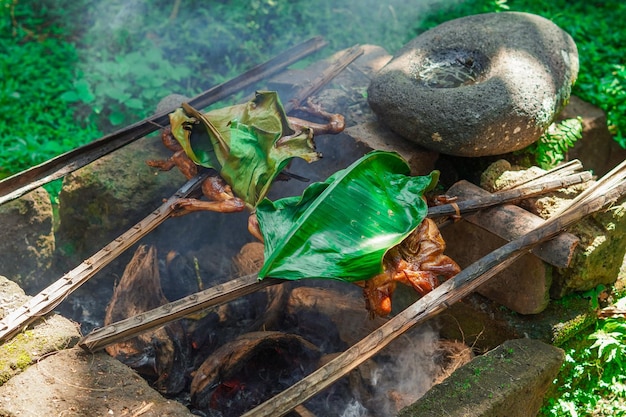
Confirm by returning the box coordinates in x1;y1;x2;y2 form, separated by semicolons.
398;338;564;417
427;290;596;351
56;135;181;261
0;348;195;417
391;285;519;351
344;121;438;176
156;93;190;114
441;218;553;315
551;198;626;298
0;187;55;291
0;276;80;385
482;162;626;298
368;12;579;157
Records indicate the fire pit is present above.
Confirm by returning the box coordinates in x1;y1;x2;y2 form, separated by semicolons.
98;239;471;416
1;35;625;417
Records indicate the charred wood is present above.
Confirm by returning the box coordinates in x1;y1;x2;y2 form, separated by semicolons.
105;245;190;394
190;331;321;416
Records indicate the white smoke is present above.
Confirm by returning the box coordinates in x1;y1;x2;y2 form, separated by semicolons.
340;398;370;417
340;324;440;417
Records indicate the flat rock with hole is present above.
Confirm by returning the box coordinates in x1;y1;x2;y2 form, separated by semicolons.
367;12;579;157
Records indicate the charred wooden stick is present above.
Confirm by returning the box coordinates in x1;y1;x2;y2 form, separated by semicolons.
0;36;328;206
0;172;212;343
242;161;626;417
80;273;281;352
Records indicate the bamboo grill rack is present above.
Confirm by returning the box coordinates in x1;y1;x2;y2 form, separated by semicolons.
78;161;592;351
2;36;626;416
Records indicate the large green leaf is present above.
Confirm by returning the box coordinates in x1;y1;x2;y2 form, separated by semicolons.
168;91;319;209
257;150;438;281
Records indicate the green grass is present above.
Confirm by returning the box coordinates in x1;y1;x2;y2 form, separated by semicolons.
541;293;626;417
2;1;626;415
0;0;101;179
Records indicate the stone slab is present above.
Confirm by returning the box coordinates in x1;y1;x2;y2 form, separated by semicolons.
0;348;195;417
441;219;552;315
344;121;438;176
398;338;564;417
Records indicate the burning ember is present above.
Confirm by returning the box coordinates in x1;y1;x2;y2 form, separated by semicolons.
191;331;320;415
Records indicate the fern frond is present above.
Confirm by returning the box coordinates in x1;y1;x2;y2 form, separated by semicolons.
534;117;584;169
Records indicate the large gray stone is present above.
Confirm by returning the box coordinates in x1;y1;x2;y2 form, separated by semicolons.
368;12;579;157
398;338;564;417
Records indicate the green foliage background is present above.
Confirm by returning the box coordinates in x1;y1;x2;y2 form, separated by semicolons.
2;0;625;178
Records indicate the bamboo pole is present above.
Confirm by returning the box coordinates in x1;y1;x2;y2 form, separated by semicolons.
427;171;592;219
242;163;626;417
0;36;328;206
79;274;280;351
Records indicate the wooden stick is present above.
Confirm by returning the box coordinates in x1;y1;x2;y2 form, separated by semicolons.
79;274;281;352
0;36;328;206
0;172;214;343
242;164;626;417
428;171;592;219
285;44;363;112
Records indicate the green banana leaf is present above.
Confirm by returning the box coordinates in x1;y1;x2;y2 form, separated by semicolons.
169;91;319;209
256;150;439;281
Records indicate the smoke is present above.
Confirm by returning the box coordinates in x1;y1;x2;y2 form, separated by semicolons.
340;399;370;417
340;324;440;417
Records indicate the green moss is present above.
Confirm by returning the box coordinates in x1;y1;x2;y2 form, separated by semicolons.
0;330;56;386
14;352;32;370
544;294;597;346
0;332;35;374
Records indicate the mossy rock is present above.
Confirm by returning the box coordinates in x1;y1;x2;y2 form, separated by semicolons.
0;276;80;386
552;199;626;298
399;338;564;417
0;187;54;291
56;136;180;262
